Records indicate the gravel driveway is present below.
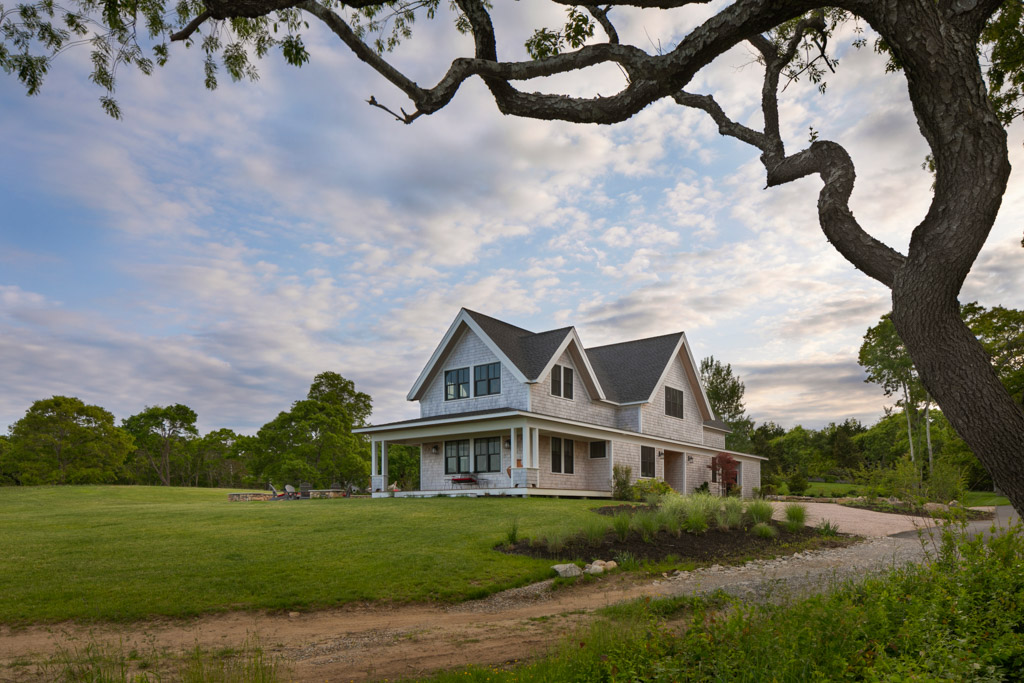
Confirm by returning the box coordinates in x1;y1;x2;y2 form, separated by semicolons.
771;501;933;537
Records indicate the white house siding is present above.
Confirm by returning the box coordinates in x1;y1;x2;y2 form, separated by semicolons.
537;435;611;491
738;458;761;498
686;452;721;496
703;429;726;449
417;435;513;491
529;350;619;428
419;328;529;418
641;355;705;443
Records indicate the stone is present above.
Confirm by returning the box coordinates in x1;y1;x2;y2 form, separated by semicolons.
924;502;948;513
604;561;618;570
948;500;962;508
584;564;605;575
289;612;300;618
592;559;607;567
552;563;583;578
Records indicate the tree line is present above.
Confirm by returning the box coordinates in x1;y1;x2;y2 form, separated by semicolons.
702;301;1022;493
0;372;379;490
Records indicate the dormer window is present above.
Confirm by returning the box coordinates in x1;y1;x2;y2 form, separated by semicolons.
551;364;574;399
665;386;685;419
444;368;470;400
474;362;501;396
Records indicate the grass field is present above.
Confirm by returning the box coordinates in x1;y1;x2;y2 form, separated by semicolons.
0;486;611;624
964;490;1011;506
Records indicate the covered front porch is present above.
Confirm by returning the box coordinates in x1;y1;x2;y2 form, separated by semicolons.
363;411;617;499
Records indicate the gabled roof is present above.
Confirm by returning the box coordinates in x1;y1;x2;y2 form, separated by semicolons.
407;309;717;420
586;332;684;404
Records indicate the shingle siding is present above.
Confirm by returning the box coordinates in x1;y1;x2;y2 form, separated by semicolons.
417;434;514;491
641;355;705;443
529;350;619;428
537;435;612;491
703;429;726;449
419;328;529;418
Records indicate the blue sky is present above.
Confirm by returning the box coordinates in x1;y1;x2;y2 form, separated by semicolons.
2;1;1023;435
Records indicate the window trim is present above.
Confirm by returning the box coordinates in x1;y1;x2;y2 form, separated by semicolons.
550;437;575;475
665;386;685;419
474;362;501;397
474;436;502;473
444;367;470;401
589;440;607;459
444;439;471;474
550;364;575;400
640;445;656;479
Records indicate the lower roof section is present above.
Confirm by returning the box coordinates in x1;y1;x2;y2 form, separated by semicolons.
354;408;767;461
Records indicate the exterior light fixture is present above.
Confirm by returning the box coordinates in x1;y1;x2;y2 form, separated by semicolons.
504;438;511;449
686;455;694;463
431;445;439;454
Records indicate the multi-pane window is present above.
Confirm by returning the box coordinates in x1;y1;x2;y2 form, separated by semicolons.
444;439;470;474
445;368;470;401
665;386;685;419
551;365;574;399
589;441;607;459
474;437;502;473
474;362;501;396
640;445;656;478
551;437;575;474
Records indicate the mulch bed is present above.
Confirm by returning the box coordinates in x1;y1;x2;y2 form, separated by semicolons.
501;522;858;564
841;501;993;521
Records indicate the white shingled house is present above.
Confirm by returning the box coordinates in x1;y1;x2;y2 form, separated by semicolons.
354;309;764;498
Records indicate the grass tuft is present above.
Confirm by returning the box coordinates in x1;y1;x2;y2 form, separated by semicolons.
745;499;774;525
751;522;777;539
611;512;631;542
784;503;807;533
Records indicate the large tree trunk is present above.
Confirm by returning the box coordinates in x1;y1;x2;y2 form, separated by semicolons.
864;1;1024;516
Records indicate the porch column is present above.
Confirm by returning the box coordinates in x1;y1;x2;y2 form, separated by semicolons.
371;439;378;476
521;422;531;469
509;428;517;481
531;427;540;469
381;441;389;488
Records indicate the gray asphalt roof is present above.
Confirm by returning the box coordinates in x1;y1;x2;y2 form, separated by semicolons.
466;309;687;406
586;332;684;403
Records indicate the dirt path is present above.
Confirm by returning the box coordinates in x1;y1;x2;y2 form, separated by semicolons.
0;532;926;682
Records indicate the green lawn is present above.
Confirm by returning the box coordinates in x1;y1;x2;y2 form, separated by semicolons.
0;486;611;624
803;481;860;497
964;490;1011;506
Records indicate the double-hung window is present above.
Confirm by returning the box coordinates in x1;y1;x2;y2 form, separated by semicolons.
444;439;470;474
551;437;575;474
665;387;685;419
445;368;470;401
640;445;656;478
551;365;574;399
589;441;606;459
474;362;501;396
474;437;502;473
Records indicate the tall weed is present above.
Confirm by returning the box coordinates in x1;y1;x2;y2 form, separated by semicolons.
612;512;631;542
631;510;660;544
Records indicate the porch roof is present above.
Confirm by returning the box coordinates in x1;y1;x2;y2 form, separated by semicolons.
355;409;767;461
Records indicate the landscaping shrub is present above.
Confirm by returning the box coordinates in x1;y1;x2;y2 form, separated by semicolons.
751;522;777;538
776;482;790;496
758;484;777;497
503;516;520;546
788;472;809;496
612;550;639;571
694;481;710;494
612;464;633;500
784;503;807;532
745;499;774;525
631;510;660;543
612;512;631;542
926;460;967;503
716;497;744;530
581;516;610;545
631;478;673;502
817;519;840;537
681;493;717;534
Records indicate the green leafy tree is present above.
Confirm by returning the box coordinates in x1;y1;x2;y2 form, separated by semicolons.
4;396;132;484
122;404;199;486
700;356;754;452
6;0;1024;510
248;373;371;488
859;314;931;467
385;443;420;490
962;302;1024;407
307;371;373;427
188;428;242;487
